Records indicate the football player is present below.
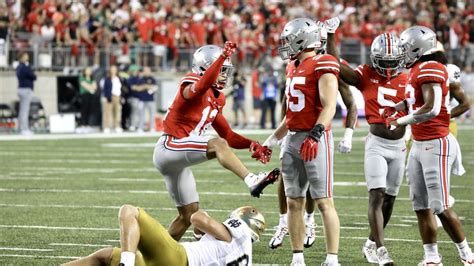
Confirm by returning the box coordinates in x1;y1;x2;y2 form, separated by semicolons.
387;25;473;266
264;24;357;251
325;17;406;265
153;42;278;241
265;18;341;266
62;204;265;266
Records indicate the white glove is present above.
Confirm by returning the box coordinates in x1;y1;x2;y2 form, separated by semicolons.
263;134;278;148
338;128;353;153
324;17;340;34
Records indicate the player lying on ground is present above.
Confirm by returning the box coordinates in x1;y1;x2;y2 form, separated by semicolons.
62;205;265;266
153;42;279;241
386;25;473;266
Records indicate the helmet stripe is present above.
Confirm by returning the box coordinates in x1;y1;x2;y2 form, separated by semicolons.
386;33;392;55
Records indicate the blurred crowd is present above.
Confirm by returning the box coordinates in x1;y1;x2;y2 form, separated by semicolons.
1;0;474;70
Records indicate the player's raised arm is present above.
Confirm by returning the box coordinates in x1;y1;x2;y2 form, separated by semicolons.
324;18;361;87
183;41;236;100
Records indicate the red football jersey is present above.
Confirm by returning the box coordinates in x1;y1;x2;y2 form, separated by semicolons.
285;54;340;131
354;64;408;124
406;61;450;141
163;73;226;138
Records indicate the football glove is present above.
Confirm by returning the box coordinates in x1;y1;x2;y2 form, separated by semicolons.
338;128;353;153
381;106;396;119
250;141;272;164
299;124;324;161
324;17;340;34
222;41;237;58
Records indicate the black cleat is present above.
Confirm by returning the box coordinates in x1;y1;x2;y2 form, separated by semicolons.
249;168;280;198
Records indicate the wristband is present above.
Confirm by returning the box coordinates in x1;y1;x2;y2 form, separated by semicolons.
309;124;325;142
396;114;416;126
343;128;353;139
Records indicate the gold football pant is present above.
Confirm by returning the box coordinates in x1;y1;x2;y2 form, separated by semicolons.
109;208;187;266
449;119;458;138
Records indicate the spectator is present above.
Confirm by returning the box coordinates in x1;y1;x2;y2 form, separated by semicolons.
250;69;262;129
230;71;247;128
101;65;123;133
465;17;474;69
77;67;98;133
40;19;55;44
259;67;278;129
127;64;142;131
137;66;157;132
0;6;8;54
16;52;36;136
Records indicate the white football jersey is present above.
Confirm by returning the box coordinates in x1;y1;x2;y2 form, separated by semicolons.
446;63;462;109
181;218;253;266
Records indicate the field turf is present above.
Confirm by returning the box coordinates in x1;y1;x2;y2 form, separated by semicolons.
0;126;473;265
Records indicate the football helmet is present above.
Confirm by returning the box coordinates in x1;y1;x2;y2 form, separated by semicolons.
229;206;266;242
399;25;437;68
370;33;404;77
191;45;234;87
278;18;322;60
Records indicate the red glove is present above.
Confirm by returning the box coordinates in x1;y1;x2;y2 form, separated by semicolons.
250;141;272;164
222;41;237;58
381;106;396;119
299;137;319;162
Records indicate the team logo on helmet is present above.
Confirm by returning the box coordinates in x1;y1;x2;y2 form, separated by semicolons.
229;206;266;242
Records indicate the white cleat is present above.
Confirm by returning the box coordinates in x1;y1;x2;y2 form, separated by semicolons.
321;262;340;266
362;242;378;264
303;222;316;248
418;255;443;266
290;262;306;266
268;225;288;249
461;252;474;265
376;246;394;266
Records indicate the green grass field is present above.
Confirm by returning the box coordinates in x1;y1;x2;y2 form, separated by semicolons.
0;127;473;265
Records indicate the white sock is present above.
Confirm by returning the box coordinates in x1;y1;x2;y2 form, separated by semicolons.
455;239;472;258
304;211;314;224
279;213;288;227
325;253;338;264
244;173;256;187
423;243;440;261
120;251;135;266
292;252;304;264
365;238;375;247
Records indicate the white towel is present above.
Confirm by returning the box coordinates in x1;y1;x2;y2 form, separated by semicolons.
451;134;466;176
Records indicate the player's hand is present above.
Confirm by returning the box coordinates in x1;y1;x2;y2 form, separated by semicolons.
324;17;340;33
299;137;319;161
338;128;353;153
222;41;237;58
385;116;399;130
381;106;396;119
262;134;278;148
250;141;272;164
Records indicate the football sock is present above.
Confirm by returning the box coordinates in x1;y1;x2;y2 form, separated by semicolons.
244;173;256;187
120;251;135;266
304;211;315;225
325;253;338;264
455;239;471;259
279;213;288;227
423;243;440;261
292;251;304;264
365;238;375;247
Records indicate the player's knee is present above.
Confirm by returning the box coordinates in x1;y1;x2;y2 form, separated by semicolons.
119;204;139;221
316;198;334;213
209;137;229;151
429;200;445;215
287;197;304;211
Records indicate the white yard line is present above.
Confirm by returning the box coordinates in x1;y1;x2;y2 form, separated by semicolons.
49;243;111;247
0;254;80;259
0;247;53;252
353;222;413;227
0;225;118;231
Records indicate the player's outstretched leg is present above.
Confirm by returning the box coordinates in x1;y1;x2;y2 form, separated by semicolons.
168;203;199;241
207;137;279;197
61;248;114;266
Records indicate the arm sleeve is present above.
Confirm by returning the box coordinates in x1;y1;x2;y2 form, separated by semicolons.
212;113;253;149
314;54;340;80
187;55;226;100
416;62;447;86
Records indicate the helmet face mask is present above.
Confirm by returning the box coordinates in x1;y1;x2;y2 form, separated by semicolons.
370;33;404;78
229;206;266;243
279;18;322;60
192;45;233;89
399;26;437;68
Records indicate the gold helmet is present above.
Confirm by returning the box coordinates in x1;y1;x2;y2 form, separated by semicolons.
229;206;266;242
